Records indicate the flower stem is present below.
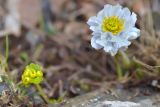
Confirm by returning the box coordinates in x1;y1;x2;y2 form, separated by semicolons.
114;58;123;80
35;84;50;104
116;63;123;80
5;35;9;70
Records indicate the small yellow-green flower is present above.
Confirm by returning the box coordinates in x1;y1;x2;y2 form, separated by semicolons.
22;63;43;86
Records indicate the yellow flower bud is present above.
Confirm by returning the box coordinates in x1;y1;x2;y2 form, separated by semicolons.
36;71;43;77
23;70;30;77
22;77;30;85
29;70;37;78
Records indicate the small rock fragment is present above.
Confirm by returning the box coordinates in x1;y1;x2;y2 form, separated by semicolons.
101;101;140;107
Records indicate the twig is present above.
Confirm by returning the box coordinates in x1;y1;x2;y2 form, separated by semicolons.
133;57;160;69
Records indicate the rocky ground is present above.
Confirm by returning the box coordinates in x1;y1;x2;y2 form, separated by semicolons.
60;87;160;107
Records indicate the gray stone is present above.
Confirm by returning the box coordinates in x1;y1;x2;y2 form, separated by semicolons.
59;88;160;107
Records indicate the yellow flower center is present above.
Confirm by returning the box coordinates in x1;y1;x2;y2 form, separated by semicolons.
102;16;124;35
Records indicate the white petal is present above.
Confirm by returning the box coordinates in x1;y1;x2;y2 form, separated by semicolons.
126;27;140;40
101;32;112;40
104;4;113;17
87;16;102;33
110;48;119;56
92;32;100;36
111;4;123;16
110;36;125;43
108;41;130;56
127;32;139;40
124;12;137;29
124;12;137;30
121;8;131;20
91;35;103;49
104;46;113;52
131;12;137;25
103;42;113;52
89;26;101;32
117;40;131;47
131;27;140;32
93;33;108;46
124;21;133;31
87;16;99;26
115;40;130;49
97;9;105;21
96;38;106;46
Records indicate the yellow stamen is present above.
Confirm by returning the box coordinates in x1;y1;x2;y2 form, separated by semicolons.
102;16;124;35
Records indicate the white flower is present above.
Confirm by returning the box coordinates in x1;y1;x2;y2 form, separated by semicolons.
87;4;140;56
